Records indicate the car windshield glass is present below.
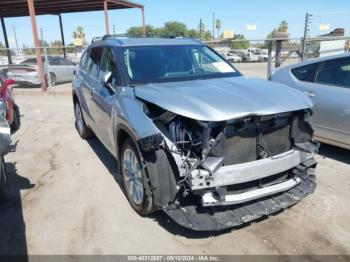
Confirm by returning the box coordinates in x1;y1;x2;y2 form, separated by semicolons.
123;45;239;84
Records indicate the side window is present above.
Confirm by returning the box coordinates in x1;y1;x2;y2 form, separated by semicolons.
80;51;88;70
86;47;103;78
315;58;350;88
99;47;120;86
49;58;60;66
59;58;74;66
291;63;319;82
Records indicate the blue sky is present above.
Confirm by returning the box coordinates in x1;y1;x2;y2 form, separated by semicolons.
1;0;350;48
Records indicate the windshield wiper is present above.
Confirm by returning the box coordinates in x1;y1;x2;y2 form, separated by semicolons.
189;68;205;74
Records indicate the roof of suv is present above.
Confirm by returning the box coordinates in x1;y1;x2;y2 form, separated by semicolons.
92;37;203;47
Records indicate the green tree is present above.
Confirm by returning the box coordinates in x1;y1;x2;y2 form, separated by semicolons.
162;21;188;37
215;19;222;38
278;20;288;33
0;42;6;56
264;21;289;48
22;44;36;55
230;34;249;49
127;25;160;37
188;29;199;39
49;40;63;55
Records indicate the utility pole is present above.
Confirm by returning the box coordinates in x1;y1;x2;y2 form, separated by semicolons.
199;19;203;41
113;24;116;35
301;12;312;61
40;28;51;88
212;13;215;47
12;25;19;56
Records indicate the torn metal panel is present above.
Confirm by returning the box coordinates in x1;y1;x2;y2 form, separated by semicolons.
190;150;312;190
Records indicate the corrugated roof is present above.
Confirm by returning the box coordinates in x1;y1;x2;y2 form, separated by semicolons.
0;0;143;17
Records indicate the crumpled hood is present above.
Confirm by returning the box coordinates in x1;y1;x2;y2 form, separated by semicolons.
135;76;313;121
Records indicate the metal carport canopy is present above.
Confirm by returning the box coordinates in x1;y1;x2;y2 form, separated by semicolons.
0;0;145;91
0;0;144;17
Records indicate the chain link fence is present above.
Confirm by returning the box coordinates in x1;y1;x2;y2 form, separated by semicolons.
207;36;350;78
0;36;349;84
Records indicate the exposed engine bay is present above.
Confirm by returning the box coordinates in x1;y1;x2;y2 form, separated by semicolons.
140;101;318;230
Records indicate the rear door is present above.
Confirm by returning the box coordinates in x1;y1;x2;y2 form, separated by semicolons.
310;57;350;145
58;58;76;82
90;47;122;152
48;57;65;82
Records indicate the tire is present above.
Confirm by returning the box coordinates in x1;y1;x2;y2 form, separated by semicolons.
10;103;21;134
0;156;9;203
49;73;56;86
74;101;93;139
120;138;156;215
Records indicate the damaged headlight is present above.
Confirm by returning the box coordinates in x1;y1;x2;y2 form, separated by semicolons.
138;133;164;152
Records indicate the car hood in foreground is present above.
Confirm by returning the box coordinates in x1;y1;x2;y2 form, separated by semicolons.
135;76;312;121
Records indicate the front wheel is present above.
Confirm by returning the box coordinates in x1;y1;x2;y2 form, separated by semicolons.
120;138;156;215
49;73;56;86
74;101;93;139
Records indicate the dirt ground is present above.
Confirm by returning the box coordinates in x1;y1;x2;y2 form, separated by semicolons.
0;74;350;255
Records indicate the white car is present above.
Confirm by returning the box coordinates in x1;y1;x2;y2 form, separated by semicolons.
7;56;76;86
226;53;242;63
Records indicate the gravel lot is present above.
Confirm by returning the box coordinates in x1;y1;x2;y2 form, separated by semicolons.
0;64;349;255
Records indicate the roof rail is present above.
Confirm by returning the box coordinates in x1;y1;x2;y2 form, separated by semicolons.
102;34;131;40
91;36;102;43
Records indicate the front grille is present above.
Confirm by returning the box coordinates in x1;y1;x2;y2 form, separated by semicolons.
210;117;292;165
261;125;291;156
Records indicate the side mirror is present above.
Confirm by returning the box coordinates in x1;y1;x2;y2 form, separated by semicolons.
4;79;15;86
101;71;112;85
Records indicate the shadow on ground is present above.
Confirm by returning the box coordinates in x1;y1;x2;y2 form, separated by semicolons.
0;157;35;259
318;143;350;164
86;137;272;238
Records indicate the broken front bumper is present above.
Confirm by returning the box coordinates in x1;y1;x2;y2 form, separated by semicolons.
163;148;316;231
164;172;316;231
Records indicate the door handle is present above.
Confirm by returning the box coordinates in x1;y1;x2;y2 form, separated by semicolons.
304;91;315;97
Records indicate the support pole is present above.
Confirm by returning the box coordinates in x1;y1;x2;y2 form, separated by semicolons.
0;17;12;65
27;0;46;91
141;7;146;36
267;41;273;79
104;0;110;34
58;14;66;58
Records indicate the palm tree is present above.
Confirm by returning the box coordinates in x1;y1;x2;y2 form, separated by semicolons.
278;21;288;33
72;26;86;45
215;19;222;38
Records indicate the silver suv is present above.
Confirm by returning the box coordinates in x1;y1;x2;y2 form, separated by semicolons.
72;36;318;231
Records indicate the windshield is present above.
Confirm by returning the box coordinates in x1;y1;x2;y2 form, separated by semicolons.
123;45;240;84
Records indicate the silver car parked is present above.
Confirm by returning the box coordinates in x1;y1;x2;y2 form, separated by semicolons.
73;37;318;231
7;56;76;86
270;53;350;150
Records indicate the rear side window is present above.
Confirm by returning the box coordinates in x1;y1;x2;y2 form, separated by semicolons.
291;63;318;82
49;58;60;65
86;47;103;77
315;57;350;88
59;58;75;66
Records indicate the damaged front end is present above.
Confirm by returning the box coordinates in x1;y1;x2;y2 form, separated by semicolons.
141;102;318;231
